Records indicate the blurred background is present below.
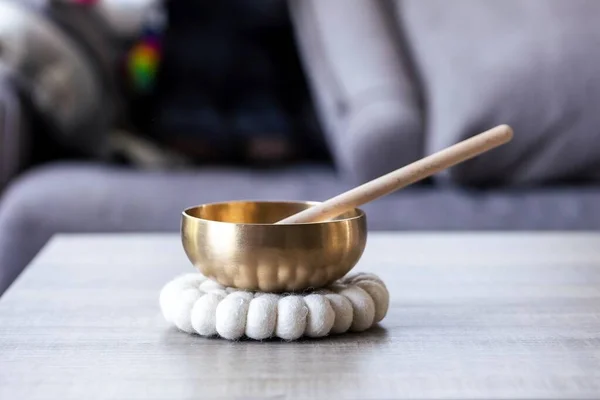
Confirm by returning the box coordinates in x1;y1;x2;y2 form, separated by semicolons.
1;0;600;294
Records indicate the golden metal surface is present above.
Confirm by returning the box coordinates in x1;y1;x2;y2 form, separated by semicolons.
181;201;367;292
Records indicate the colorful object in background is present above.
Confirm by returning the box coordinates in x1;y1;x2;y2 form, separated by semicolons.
59;0;166;93
127;34;162;93
125;5;166;94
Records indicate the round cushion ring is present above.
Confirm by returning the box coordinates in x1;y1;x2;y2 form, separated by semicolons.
160;272;389;341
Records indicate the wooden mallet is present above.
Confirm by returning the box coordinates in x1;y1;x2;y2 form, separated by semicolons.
276;124;514;224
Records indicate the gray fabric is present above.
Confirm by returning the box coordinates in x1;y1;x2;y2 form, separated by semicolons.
2;163;600;294
289;0;423;183
0;73;28;191
396;0;600;185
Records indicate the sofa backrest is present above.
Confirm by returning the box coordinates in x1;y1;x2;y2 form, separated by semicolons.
290;0;600;186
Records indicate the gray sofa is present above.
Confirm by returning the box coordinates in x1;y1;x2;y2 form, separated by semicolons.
2;0;600;294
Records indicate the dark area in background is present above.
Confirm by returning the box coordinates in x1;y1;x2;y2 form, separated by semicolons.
129;0;332;166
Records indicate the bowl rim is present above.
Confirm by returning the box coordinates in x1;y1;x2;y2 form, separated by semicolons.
181;199;366;226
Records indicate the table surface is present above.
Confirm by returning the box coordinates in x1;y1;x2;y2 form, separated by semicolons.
2;232;600;399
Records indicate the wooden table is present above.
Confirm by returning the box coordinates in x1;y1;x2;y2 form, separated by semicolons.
2;233;600;399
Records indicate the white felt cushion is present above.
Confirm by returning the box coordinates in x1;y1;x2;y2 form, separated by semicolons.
160;272;389;341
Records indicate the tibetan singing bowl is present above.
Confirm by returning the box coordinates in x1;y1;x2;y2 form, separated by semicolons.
181;200;367;292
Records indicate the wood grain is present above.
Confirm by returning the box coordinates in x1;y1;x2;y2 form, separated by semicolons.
1;232;600;399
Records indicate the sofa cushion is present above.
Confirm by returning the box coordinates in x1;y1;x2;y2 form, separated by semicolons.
396;0;600;185
2;163;600;294
289;0;423;183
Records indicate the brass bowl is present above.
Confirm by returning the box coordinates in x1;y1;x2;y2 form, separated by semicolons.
181;200;367;292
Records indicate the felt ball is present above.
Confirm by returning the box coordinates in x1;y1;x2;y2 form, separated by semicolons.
191;292;224;336
245;294;279;340
348;272;387;289
337;286;375;332
324;293;354;334
199;279;225;293
276;296;308;340
303;294;335;337
159;274;203;322
356;280;389;323
215;292;252;340
171;288;202;333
